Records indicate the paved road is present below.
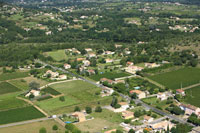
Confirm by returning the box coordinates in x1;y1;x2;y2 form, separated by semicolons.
0;117;52;129
35;60;195;127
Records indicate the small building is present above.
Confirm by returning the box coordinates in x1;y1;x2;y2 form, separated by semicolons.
113;102;129;112
58;75;67;80
64;64;71;69
149;120;174;131
105;59;113;63
85;48;93;52
114;80;125;84
129;90;146;99
105;51;115;55
87;53;96;58
122;111;134;119
143;115;154;123
125;65;143;74
126;61;134;66
82;60;90;67
145;63;160;68
157;93;168;101
25;90;40;97
77;58;85;62
101;87;114;97
72;112;86;122
176;89;185;96
45;70;59;78
87;69;95;75
115;44;122;48
100;78;114;84
179;104;200;116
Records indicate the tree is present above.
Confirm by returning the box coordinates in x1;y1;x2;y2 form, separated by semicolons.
74;106;80;112
35;63;42;68
116;130;123;133
59;96;65;102
85;106;92;114
95;106;102;112
131;93;137;99
29;81;40;90
52;125;58;130
111;96;118;107
128;129;135;133
29;94;35;99
39;127;47;133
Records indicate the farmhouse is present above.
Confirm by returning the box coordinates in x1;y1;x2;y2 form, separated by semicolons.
82;60;90;67
105;59;113;63
25;90;40;97
72;112;86;122
179;103;200;116
64;64;71;69
122;110;134;119
129;90;146;99
176;89;185;96
125;65;143;74
145;63;160;68
100;78;114;84
45;70;59;78
149;120;174;131
143;115;154;123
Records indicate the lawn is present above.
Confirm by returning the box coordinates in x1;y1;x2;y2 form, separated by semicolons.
184;85;200;107
0;93;29;111
0;82;21;95
0;72;29;81
142;96;169;109
0;119;65;133
42;87;61;96
89;72;131;81
148;67;200;89
45;50;67;61
0;106;45;125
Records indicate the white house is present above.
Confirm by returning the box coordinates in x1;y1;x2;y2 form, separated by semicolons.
64;64;71;69
176;89;185;96
143;115;154;123
179;104;200;116
105;59;113;63
157;93;167;101
129;90;146;99
125;66;143;74
45;70;59;78
82;60;90;67
25;90;40;97
113;102;129;113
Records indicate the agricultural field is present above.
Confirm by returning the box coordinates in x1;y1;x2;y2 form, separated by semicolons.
0;106;45;125
36;80;112;114
0;119;65;133
8;79;29;90
0;72;29;81
0;82;21;95
148;67;200;90
77;109;123;132
0;93;29;111
45;50;67;61
184;85;200;107
89;72;131;81
41;87;61;96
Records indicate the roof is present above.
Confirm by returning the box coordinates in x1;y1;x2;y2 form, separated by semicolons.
100;78;114;83
144;115;153;120
176;89;184;93
122;110;134;117
119;102;128;106
180;103;198;110
130;90;143;94
87;69;95;73
150;120;171;129
72;112;86;122
77;58;85;61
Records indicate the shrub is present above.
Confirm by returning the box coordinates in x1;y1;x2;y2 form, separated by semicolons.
52;125;58;130
39;127;47;133
95;106;102;112
85;106;92;114
59;96;65;102
74;106;80;112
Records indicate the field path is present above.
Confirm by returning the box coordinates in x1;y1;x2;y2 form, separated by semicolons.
16;97;49;117
182;82;200;90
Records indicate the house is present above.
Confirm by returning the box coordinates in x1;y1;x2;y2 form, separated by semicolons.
125;66;143;74
143;115;154;123
125;50;131;55
64;64;71;69
45;70;59;78
122;111;134;119
105;59;113;63
105;51;115;55
149;120;174;131
25;90;40;97
179;104;200;116
77;58;85;62
100;78;114;84
87;69;95;75
72;112;86;122
85;48;93;52
115;44;122;48
87;53;96;58
114;80;125;84
104;129;116;133
145;63;160;68
82;60;90;67
101;87;114;97
45;31;52;35
58;75;67;80
126;62;134;66
176;89;185;96
157;93;168;101
129;90;146;99
113;102;129;112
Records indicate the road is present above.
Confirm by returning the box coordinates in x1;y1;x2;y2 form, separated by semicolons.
35;60;195;127
0;117;52;129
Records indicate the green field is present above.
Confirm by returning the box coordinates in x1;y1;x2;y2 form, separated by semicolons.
36;80;111;114
0;93;29;111
42;87;61;96
46;50;67;61
9;79;29;90
148;67;200;89
89;72;130;81
0;72;29;81
0;106;45;125
0;82;21;95
184;86;200;107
